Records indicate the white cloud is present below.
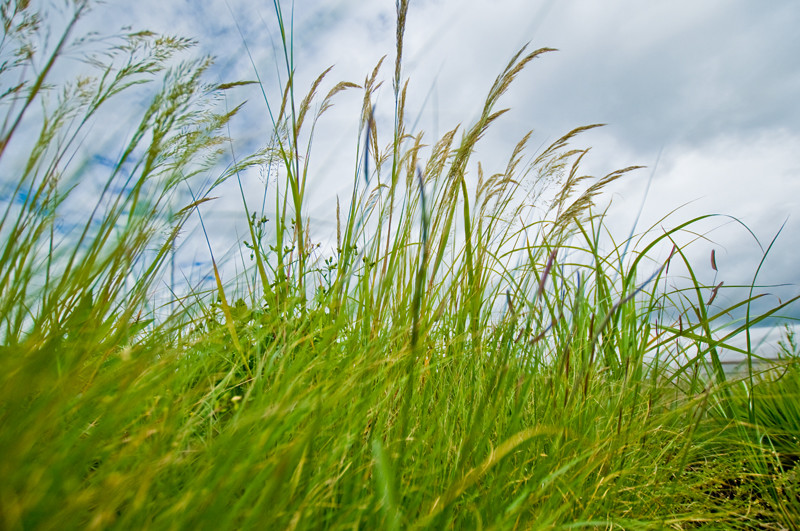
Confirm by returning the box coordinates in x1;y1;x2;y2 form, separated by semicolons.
7;0;797;324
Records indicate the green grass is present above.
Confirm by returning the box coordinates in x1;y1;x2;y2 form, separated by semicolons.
1;1;799;529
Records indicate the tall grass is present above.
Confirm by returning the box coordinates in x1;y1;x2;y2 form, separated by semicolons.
1;1;798;529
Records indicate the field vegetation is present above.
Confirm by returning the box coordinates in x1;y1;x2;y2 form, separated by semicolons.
1;1;798;528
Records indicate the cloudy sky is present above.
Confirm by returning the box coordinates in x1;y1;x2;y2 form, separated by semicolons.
30;1;800;346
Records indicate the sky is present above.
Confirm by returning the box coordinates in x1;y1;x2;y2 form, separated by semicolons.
14;0;800;350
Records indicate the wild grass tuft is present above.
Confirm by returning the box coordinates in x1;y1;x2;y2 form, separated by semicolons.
1;1;798;529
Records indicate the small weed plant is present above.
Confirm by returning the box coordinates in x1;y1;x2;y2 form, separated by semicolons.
1;1;798;529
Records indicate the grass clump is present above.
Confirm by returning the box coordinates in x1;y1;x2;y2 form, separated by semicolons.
1;1;799;529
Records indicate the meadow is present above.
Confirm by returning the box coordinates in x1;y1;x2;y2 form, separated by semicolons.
1;1;799;528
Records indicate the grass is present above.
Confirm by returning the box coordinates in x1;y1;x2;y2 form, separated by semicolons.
1;1;799;529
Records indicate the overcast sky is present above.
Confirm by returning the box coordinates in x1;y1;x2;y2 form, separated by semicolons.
39;0;800;345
